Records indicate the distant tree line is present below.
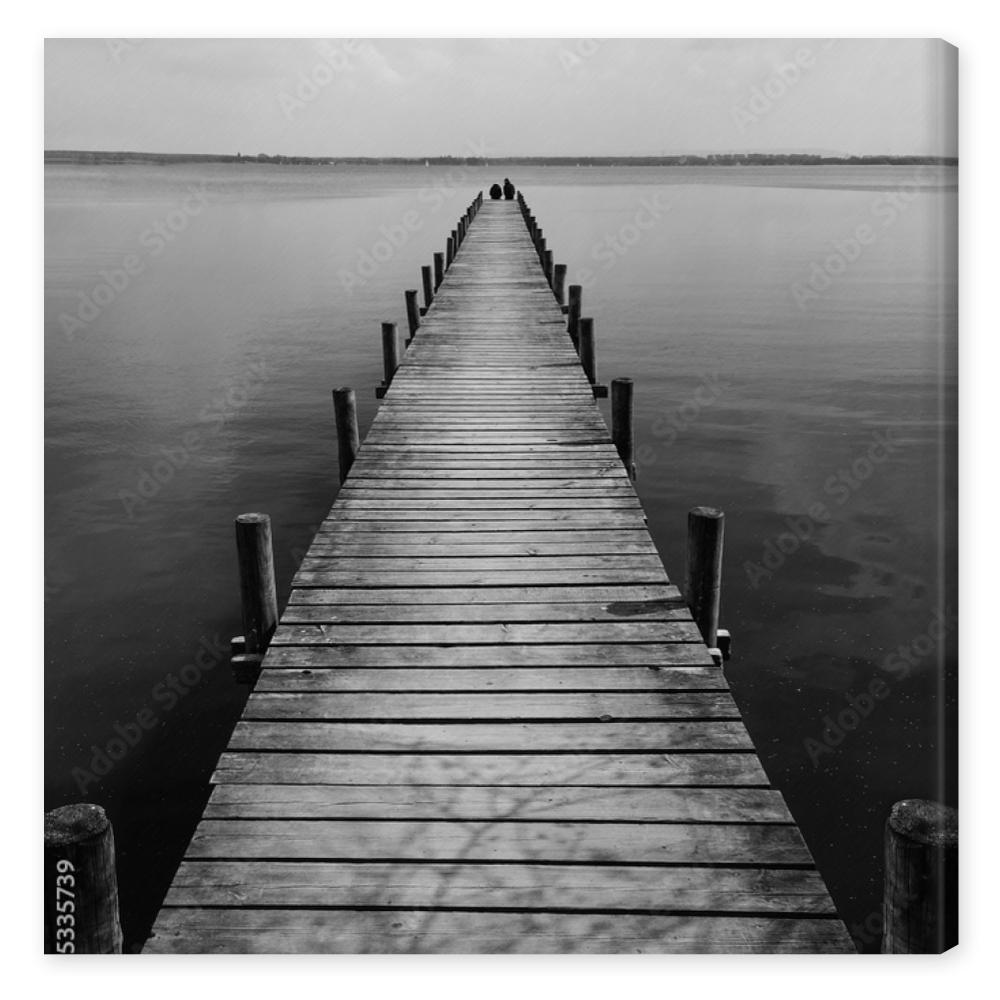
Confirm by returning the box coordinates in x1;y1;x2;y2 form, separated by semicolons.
44;150;958;167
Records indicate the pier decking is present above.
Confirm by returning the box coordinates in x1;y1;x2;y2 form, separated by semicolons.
145;198;854;954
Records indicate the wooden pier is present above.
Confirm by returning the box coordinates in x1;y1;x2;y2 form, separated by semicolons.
144;195;854;954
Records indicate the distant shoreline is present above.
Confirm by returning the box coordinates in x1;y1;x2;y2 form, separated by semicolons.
45;150;957;168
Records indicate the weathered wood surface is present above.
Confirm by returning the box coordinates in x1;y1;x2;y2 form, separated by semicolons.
146;199;852;955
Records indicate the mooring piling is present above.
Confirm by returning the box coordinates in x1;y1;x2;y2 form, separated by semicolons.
381;321;400;387
554;263;567;306
421;265;434;313
404;289;420;344
45;803;123;954
882;799;958;953
611;376;636;481
567;284;582;348
332;386;360;484
579;317;597;385
685;507;725;657
234;511;278;657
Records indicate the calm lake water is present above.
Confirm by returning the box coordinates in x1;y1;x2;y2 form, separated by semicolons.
44;163;957;952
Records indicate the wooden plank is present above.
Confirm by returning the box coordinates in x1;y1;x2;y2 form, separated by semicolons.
262;644;717;667
183;819;811;865
281;601;689;624
162;861;831;912
203;785;789;823
211;751;770;787
270;622;701;645
145;909;854;954
253;666;728;692
228;720;754;752
287;585;680;604
242;691;741;721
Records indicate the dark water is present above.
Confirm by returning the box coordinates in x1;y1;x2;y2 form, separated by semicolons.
44;163;957;952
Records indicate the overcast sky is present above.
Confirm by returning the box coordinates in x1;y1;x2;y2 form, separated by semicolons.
44;38;956;157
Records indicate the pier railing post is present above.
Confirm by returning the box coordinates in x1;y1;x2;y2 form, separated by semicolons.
554;264;567;306
611;377;635;481
421;265;434;312
446;236;454;267
235;512;279;654
543;249;554;286
404;289;420;344
45;803;123;954
579;317;596;384
567;284;582;348
381;321;399;386
433;252;444;291
332;386;360;484
685;507;724;651
882;799;958;953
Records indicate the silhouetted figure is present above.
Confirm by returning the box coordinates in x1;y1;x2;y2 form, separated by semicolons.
489;183;503;199
503;178;515;200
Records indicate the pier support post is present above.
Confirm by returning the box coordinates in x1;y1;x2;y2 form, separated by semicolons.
421;265;434;312
235;512;279;654
579;317;596;384
554;264;567;306
567;285;582;348
433;252;444;291
332;386;360;484
45;803;123;954
404;290;420;344
446;236;454;267
381;322;400;387
882;799;958;953
543;249;554;286
685;507;724;650
611;377;635;481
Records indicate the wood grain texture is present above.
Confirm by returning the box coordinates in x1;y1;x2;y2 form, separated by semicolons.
145;198;852;955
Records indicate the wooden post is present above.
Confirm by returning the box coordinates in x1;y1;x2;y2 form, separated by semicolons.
404;289;420;343
451;229;458;256
543;250;554;286
433;252;444;291
611;377;635;481
446;236;454;267
579;317;596;384
45;803;123;954
332;386;360;485
235;512;279;654
567;284;582;348
554;264;567;306
381;321;399;386
421;265;434;311
536;229;544;256
685;507;724;649
882;799;958;953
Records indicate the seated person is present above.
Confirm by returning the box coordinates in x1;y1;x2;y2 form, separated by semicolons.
503;178;515;199
489;183;503;199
